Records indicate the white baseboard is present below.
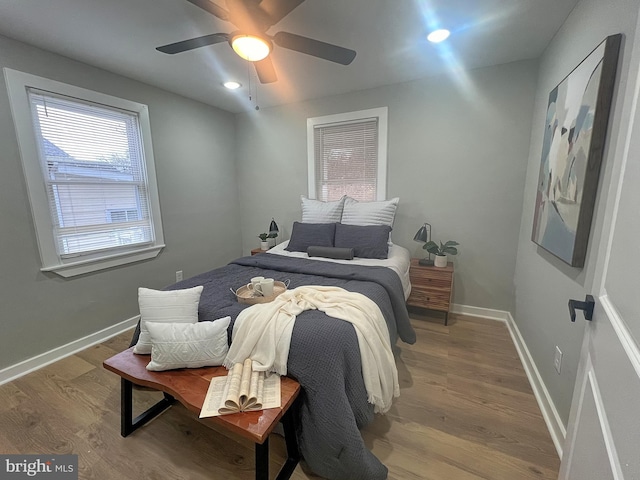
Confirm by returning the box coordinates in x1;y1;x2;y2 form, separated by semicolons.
451;303;510;322
0;315;139;386
503;311;567;457
452;303;566;457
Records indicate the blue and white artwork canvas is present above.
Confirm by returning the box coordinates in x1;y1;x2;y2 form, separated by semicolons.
532;35;620;268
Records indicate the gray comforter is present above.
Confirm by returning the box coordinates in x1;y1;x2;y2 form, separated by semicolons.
132;253;415;479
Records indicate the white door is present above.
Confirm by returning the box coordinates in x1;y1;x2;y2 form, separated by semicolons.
559;17;640;480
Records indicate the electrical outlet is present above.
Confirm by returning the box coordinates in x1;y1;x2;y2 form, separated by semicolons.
554;346;563;374
175;270;183;282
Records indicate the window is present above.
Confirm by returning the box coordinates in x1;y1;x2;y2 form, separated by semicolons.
107;209;140;224
4;68;165;277
307;107;388;202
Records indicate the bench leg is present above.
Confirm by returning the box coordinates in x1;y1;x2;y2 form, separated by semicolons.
120;378;175;437
277;408;300;479
255;437;269;480
254;408;300;480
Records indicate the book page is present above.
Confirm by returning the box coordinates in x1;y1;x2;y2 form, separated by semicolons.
238;358;253;408
246;373;280;411
244;370;263;410
223;362;244;410
199;375;231;418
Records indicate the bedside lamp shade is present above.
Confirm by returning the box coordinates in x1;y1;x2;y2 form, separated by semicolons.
267;218;279;248
413;224;428;243
414;222;433;266
269;218;279;236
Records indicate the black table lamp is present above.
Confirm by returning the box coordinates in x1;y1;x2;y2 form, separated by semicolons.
268;218;279;247
269;218;279;237
414;222;433;266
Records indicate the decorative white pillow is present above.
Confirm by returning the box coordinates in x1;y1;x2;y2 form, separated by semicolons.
341;197;400;227
145;317;231;371
133;285;204;355
301;195;346;223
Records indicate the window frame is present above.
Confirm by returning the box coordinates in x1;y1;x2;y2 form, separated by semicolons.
4;68;165;277
306;107;388;201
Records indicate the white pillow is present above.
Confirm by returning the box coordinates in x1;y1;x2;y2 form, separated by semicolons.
133;285;204;354
341;197;400;227
145;317;231;371
301;195;346;223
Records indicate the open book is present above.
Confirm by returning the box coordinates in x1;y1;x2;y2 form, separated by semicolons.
199;358;281;418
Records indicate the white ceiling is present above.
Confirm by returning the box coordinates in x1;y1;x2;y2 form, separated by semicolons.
0;0;580;113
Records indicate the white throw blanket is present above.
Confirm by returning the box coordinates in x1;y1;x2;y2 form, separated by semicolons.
224;285;399;414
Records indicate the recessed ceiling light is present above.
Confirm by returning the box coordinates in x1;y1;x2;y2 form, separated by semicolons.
223;81;241;90
427;29;450;43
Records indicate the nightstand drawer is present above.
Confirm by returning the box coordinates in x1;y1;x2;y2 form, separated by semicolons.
408;273;451;290
409;267;452;283
407;288;451;311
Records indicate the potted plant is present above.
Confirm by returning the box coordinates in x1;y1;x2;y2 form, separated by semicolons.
258;232;277;250
423;240;459;267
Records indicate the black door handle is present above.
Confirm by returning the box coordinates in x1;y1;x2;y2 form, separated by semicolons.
568;295;595;322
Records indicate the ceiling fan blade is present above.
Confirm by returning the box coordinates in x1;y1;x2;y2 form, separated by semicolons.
273;31;356;65
156;33;229;54
259;0;305;25
254;57;278;84
226;0;267;33
186;0;230;21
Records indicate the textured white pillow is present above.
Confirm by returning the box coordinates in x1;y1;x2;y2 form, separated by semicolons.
145;317;231;371
133;285;204;354
341;197;400;227
301;195;346;223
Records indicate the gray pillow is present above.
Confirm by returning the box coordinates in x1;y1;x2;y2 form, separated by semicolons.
334;223;391;259
307;245;354;260
286;222;336;252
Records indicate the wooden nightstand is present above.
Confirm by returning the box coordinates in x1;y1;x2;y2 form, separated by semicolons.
406;259;454;325
251;248;269;255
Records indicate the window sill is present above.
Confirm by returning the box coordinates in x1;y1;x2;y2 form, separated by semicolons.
41;244;165;278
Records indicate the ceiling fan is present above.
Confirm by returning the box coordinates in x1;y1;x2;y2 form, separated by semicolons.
156;0;357;84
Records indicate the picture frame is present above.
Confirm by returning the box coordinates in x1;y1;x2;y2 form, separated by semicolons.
531;34;621;268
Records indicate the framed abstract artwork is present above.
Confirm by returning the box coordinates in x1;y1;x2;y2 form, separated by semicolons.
531;34;621;268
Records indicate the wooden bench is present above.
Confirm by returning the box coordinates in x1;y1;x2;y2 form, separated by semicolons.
103;348;301;480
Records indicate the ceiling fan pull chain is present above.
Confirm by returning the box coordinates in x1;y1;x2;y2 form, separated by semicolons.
254;71;260;110
247;59;252;104
246;60;260;110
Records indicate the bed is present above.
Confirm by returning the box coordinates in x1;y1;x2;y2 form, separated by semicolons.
130;199;416;479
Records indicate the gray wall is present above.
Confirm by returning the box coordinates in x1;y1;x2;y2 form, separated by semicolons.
513;0;639;426
235;60;539;312
0;35;242;371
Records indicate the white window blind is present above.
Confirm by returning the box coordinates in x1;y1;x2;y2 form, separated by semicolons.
307;107;388;202
314;118;379;202
28;89;154;258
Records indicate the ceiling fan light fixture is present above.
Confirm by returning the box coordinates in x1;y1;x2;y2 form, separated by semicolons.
231;34;271;61
223;81;242;89
427;29;451;43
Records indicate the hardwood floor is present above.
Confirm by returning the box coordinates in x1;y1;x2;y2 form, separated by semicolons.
0;313;560;479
